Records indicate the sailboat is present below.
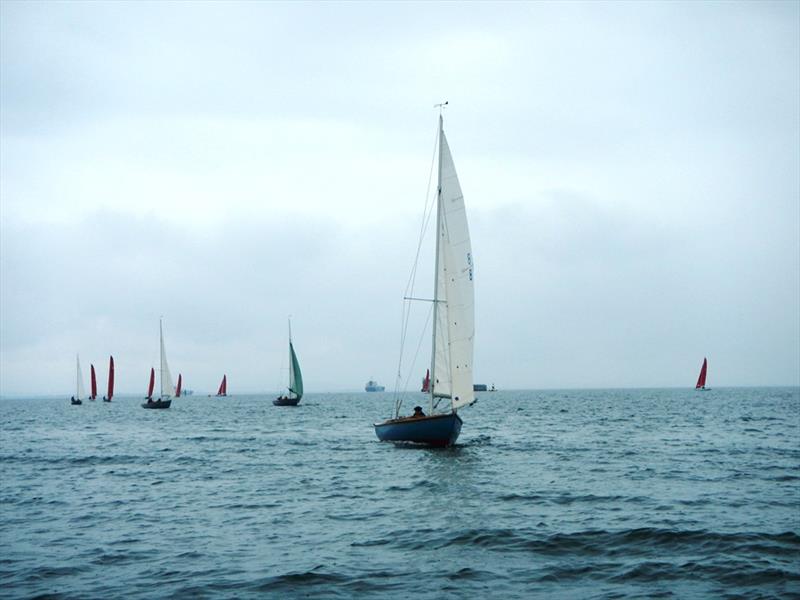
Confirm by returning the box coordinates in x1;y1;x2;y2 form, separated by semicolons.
374;107;475;447
216;375;227;397
142;319;174;409
421;369;430;393
695;357;710;391
175;374;182;398
145;367;155;400
274;320;303;406
70;354;85;405
89;364;97;400
103;356;114;402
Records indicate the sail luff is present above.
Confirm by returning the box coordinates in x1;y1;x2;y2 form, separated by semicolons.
431;120;475;411
147;367;155;398
160;320;174;399
107;356;115;400
90;364;97;399
288;341;303;398
76;355;86;400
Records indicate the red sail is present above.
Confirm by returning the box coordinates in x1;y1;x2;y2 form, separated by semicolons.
107;356;115;400
147;367;155;399
90;364;97;399
421;369;430;393
217;375;227;396
176;374;182;398
695;358;708;389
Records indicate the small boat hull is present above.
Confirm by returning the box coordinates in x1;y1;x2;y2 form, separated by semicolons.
374;412;462;447
273;397;300;406
71;399;82;405
141;399;172;409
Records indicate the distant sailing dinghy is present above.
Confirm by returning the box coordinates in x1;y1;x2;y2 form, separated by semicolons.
103;356;114;402
216;375;227;397
375;108;475;447
274;320;303;406
142;319;174;409
695;357;710;391
70;354;86;405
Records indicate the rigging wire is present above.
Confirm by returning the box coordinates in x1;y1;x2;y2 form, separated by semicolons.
392;122;440;417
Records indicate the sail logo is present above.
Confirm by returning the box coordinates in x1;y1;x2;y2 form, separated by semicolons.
466;252;473;281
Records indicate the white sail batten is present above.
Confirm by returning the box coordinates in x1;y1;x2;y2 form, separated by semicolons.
431;123;475;411
160;321;174;399
76;354;86;400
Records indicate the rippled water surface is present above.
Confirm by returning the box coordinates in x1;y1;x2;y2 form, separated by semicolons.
2;388;798;598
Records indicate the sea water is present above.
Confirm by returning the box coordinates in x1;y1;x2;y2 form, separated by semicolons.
1;388;798;598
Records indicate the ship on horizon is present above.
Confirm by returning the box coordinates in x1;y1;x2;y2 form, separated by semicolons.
365;380;385;392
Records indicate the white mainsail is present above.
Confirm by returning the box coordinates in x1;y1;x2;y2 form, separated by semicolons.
160;320;175;399
431;116;475;411
76;354;86;400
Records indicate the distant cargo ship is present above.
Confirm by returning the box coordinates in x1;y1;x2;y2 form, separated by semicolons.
473;384;497;392
365;380;385;392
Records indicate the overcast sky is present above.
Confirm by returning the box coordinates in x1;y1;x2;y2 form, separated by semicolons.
1;1;798;396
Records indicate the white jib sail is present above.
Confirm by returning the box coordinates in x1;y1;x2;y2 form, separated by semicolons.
160;321;175;399
432;123;475;410
76;354;86;400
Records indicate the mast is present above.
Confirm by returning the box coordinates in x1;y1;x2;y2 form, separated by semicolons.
76;354;81;400
287;316;294;398
430;110;444;415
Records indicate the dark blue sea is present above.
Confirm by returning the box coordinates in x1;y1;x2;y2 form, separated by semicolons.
1;388;798;599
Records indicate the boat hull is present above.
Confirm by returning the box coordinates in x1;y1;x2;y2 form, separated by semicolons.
273;397;300;406
374;412;462;447
70;399;82;405
141;399;172;409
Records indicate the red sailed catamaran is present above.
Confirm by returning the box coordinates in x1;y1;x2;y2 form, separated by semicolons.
216;375;227;397
695;358;709;391
90;364;97;400
104;356;114;402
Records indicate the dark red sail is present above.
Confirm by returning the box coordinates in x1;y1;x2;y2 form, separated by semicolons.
147;367;155;399
107;356;115;401
176;374;182;398
695;358;707;389
217;375;227;396
90;364;97;399
421;369;430;393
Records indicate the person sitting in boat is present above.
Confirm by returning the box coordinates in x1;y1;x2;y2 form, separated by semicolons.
412;406;426;418
70;396;75;402
147;397;153;404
